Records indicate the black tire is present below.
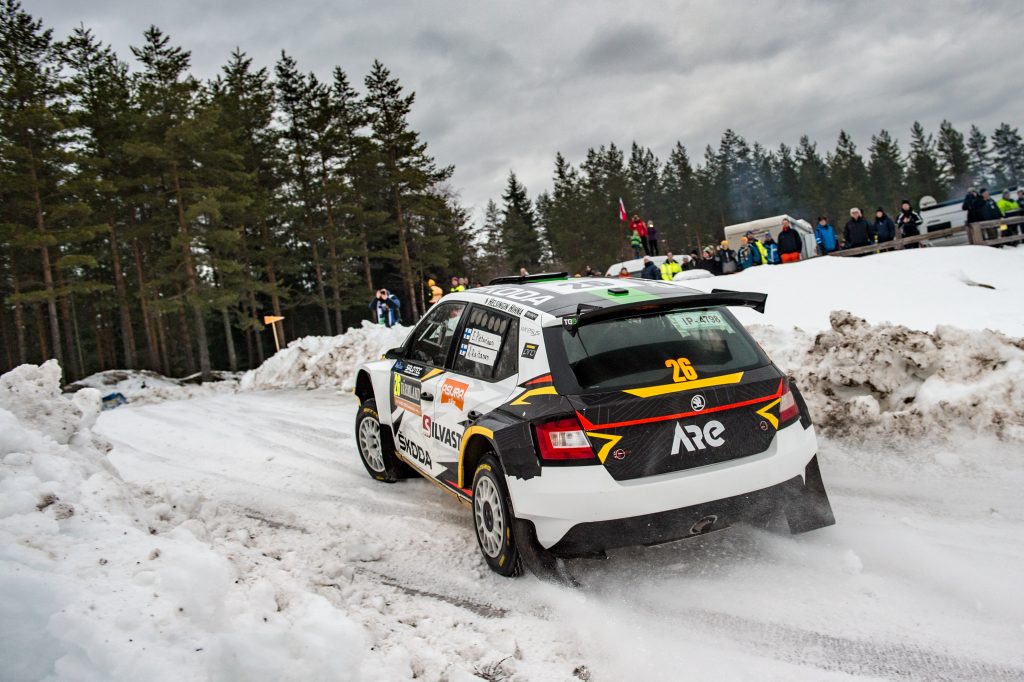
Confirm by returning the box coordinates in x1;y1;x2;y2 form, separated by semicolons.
471;454;524;577
355;400;407;483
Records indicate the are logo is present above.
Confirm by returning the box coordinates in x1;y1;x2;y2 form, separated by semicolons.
440;378;469;410
670;420;725;454
690;394;706;412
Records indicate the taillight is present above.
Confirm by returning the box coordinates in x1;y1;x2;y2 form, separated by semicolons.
779;382;800;426
535;418;597;462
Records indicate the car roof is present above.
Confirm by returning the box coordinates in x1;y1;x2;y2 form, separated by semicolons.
469;276;704;318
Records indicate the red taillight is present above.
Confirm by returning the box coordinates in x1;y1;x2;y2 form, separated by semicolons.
535;418;597;462
779;382;800;426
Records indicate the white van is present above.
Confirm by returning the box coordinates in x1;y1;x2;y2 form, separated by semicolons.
723;215;816;260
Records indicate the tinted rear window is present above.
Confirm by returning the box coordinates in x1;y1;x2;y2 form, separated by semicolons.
559;307;766;391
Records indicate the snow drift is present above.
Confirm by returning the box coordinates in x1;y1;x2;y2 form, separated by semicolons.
65;368;238;406
753;311;1024;444
0;361;366;681
239;321;409;392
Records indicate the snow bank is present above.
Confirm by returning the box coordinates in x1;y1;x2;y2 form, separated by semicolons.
0;361;365;681
753;311;1024;444
66;368;238;406
240;321;409;392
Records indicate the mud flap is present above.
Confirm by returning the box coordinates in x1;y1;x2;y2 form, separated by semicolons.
513;519;580;587
785;455;836;534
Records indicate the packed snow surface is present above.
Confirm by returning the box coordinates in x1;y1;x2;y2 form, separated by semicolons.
4;245;1024;680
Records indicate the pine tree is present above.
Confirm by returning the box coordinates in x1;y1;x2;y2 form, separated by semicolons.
795;136;830;220
828;131;869;221
990;123;1024;189
499;172;543;272
772;143;799;214
867;130;905;212
966;125;992;189
627;142;661;220
660;142;696;250
905;121;946;204
480;199;505;277
363;60;451;320
936;120;970;195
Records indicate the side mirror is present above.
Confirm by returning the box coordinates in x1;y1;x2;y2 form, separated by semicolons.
383;347;404;360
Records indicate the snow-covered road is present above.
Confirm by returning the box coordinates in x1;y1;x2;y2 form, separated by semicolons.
96;389;1024;681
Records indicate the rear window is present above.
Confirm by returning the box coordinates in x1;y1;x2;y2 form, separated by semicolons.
558;307;766;391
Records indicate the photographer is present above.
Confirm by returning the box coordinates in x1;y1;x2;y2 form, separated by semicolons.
368;288;401;327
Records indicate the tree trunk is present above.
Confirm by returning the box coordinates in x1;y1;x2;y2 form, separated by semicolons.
109;218;137;368
93;308;108;370
8;246;27;364
310;238;332;335
34;304;48;363
319;157;344;334
131;236;161;373
248;290;265;364
68;293;87;377
55;268;82;379
171;164;212;380
175;286;196;375
27;145;62;367
156;311;171;377
0;301;13;370
360;226;374;295
259;221;284;347
220;308;237;372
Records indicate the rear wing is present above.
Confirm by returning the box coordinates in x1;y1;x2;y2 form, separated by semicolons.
564;289;767;332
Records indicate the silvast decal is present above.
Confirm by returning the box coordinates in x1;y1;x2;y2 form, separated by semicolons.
421;414;462;450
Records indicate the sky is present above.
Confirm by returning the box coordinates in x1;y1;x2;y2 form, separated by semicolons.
28;0;1024;222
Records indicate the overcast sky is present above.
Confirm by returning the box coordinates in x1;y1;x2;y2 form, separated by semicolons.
29;0;1024;221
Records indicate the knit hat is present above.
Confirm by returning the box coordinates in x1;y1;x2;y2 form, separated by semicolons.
850;207;861;216
720;240;729;247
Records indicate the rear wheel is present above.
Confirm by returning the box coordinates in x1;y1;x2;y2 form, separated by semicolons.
472;454;523;577
355;400;407;482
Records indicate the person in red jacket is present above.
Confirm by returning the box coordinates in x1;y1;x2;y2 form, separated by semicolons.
629;214;649;254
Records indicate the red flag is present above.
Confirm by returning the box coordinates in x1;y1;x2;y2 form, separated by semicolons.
618;198;628;222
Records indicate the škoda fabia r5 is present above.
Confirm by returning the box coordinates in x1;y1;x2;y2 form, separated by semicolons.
353;273;835;577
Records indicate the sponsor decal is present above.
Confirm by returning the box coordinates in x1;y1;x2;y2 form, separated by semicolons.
670;420;725;454
485;287;554;307
612;448;628;461
690;394;706;411
463;327;502;351
394;361;425;378
440;378;469;410
392;373;422;416
461;343;497;366
522;326;541;337
521;342;539;359
421;414;462;449
483;296;526;317
396;431;432;467
524;310;538;320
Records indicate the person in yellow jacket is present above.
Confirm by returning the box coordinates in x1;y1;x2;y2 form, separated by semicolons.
660;251;683;280
747;232;769;266
449;276;465;294
996;190;1019;215
427;279;443;305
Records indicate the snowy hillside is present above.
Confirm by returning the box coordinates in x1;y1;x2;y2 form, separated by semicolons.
3;246;1024;680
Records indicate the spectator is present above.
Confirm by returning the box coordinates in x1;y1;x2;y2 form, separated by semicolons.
459;276;470;290
697;246;717;273
1016;190;1024;214
640;255;660;280
896;200;922;248
814;217;838;255
629;229;643;259
618;266;630;278
737;237;754;270
647;221;659;255
660;251;683;280
686;249;700;270
762;235;781;264
519;267;530;276
746;232;768;266
976;188;1002;221
843;208;872;249
629;214;649;254
369;289;401;327
427;278;443;305
449;276;465;293
583;265;596;276
962;187;982;223
715;240;738;274
996;190;1019;215
777;218;803;263
871;208;897;244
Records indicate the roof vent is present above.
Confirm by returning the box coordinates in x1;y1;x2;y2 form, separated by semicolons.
607;288;629;295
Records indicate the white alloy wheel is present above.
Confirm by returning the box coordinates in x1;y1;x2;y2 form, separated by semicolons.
474;475;505;558
358;416;385;472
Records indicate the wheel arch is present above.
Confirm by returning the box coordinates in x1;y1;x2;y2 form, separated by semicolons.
458;427;497;490
355;369;375;405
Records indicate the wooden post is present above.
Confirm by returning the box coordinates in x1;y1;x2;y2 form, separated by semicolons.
263;315;285;354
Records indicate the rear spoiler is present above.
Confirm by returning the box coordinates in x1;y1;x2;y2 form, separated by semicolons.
564;289;767;332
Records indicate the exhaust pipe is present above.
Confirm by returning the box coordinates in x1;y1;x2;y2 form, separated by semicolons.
690;515;718;535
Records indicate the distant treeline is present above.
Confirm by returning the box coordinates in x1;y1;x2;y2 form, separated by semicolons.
0;0;474;381
481;123;1023;276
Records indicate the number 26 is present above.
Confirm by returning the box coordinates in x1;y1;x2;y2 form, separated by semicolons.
666;357;697;382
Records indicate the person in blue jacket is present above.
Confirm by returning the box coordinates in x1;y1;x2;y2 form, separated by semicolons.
814;217;838;255
369;288;401;327
762;235;781;264
736;237;754;270
640;256;660;280
871;208;897;243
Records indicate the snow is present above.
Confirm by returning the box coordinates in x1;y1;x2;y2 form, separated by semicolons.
66;369;239;406
4;246;1024;680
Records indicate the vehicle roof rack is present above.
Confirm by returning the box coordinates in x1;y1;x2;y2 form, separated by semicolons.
488;272;569;286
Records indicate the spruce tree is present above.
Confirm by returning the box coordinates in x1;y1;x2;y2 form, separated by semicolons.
990;123;1023;189
828;131;869;222
499;172;543;272
660;142;696;250
905;121;946;204
796;136;830;221
936;120;970;195
966;125;992;189
867;130;905;212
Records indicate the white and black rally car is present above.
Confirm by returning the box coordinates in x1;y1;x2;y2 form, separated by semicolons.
353;273;835;577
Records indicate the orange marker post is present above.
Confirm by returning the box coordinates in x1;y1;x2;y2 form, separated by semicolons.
263;315;285;353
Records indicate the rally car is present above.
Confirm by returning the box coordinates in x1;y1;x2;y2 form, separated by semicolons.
353;273;834;577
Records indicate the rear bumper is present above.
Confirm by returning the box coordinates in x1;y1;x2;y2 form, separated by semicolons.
505;421;818;550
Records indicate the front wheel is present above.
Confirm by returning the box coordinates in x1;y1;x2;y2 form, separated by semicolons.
355;400;406;482
472;455;523;577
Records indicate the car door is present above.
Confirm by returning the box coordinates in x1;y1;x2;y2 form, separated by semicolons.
391;300;467;477
428;304;521;493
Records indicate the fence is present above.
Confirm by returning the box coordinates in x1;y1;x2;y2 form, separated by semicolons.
831;215;1024;257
